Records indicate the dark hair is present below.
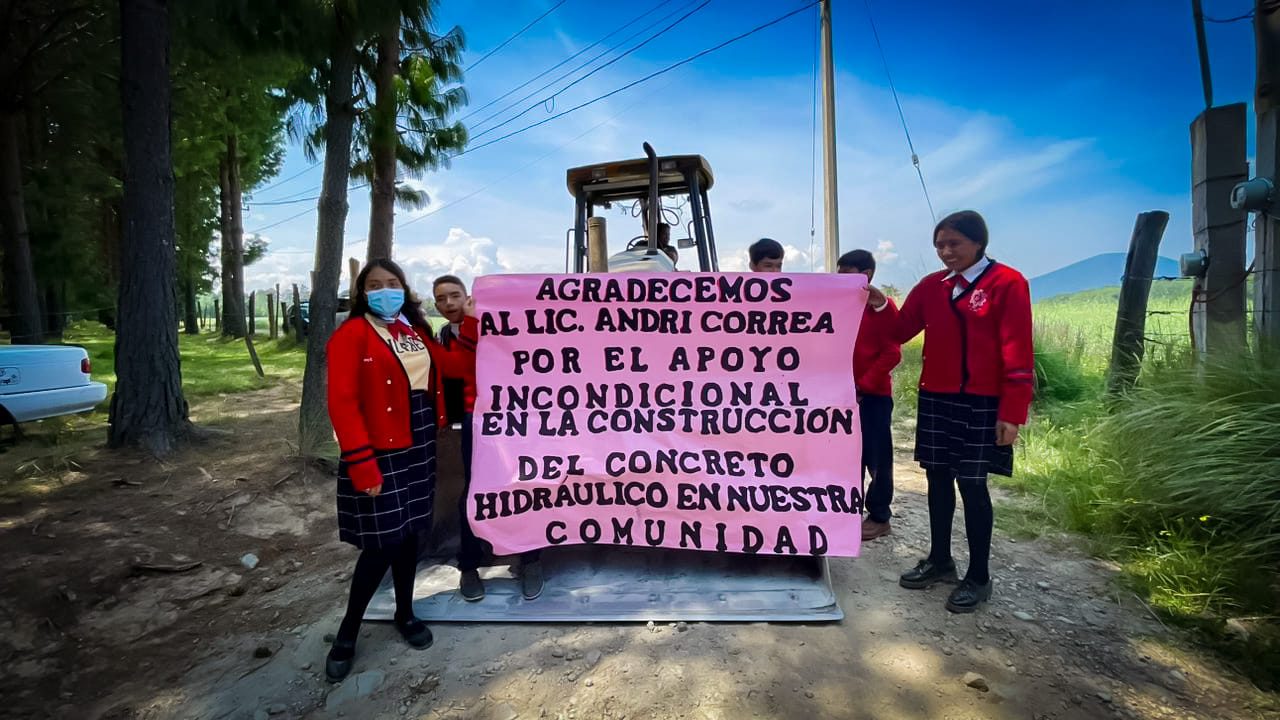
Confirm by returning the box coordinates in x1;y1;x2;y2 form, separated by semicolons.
837;249;875;272
933;210;989;257
432;274;468;293
350;258;433;336
749;238;784;264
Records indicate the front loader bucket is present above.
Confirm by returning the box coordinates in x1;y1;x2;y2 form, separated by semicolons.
363;427;843;623
365;548;842;623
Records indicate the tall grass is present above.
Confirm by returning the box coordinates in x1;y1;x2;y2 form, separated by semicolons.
1080;358;1280;610
890;282;1280;682
1006;317;1280;685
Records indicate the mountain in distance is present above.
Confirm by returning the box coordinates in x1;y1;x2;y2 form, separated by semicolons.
1029;252;1180;301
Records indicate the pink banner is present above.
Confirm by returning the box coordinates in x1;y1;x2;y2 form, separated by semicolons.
469;272;867;558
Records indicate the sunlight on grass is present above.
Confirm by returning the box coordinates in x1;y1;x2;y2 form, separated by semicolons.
65;322;306;401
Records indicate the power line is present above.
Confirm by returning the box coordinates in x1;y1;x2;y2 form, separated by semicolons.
458;1;819;158
862;0;935;222
459;0;678;124
397;72;685;232
247;182;370;208
465;0;702;134
244;183;369;234
465;0;570;72
1205;10;1254;23
468;0;713;142
252;161;323;195
250;195;320;206
247;206;315;235
248;4;813;240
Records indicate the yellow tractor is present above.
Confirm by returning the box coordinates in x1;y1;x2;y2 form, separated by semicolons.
370;143;842;622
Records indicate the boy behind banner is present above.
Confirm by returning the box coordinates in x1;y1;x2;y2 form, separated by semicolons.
837;250;901;541
434;275;545;602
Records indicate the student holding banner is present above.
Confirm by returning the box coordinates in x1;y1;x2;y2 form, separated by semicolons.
433;275;545;603
837;250;901;542
323;260;478;682
867;210;1033;613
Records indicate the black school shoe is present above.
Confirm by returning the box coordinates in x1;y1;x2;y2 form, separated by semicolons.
898;558;958;589
945;578;993;613
325;640;356;683
521;560;545;601
459;569;485;602
395;616;434;649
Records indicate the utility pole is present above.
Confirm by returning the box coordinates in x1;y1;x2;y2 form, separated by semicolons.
820;0;840;272
1254;0;1280;347
1187;2;1249;357
1191;104;1249;356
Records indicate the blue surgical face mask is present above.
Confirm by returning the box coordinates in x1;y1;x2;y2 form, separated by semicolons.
367;287;405;321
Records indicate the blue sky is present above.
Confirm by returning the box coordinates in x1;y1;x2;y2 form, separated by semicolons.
243;0;1260;293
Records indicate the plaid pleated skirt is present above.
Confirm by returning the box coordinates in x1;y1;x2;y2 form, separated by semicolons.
914;390;1014;482
336;390;437;550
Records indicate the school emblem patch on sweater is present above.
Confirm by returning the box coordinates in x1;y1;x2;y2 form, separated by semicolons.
969;288;989;314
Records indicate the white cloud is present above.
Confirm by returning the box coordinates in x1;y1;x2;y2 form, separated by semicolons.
243;226;511;297
875;239;899;264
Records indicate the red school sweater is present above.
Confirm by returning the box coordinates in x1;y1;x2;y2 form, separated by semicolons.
853;297;902;397
884;261;1035;425
437;323;477;416
326;315;479;491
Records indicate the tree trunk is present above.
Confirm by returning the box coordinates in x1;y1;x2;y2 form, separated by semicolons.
44;284;65;341
299;20;358;457
110;0;190;455
182;271;199;334
292;283;302;343
247;290;256;336
0;111;42;344
219;133;246;338
268;291;276;339
366;12;400;264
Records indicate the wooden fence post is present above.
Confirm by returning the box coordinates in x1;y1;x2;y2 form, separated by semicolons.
1107;211;1171;395
267;292;276;339
1253;0;1280;348
292;283;303;343
244;334;265;378
1191;103;1249;357
248;291;257;337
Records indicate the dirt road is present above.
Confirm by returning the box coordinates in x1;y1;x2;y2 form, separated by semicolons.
0;386;1274;720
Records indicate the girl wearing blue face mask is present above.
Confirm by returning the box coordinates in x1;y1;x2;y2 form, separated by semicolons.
323;258;479;682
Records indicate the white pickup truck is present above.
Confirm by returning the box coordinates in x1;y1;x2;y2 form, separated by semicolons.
0;345;108;425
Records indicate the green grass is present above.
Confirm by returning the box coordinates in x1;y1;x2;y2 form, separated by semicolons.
888;280;1280;685
965;283;1279;686
64;321;306;401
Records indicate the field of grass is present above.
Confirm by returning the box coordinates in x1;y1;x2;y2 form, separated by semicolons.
886;279;1280;686
65;322;308;402
890;280;1195;414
